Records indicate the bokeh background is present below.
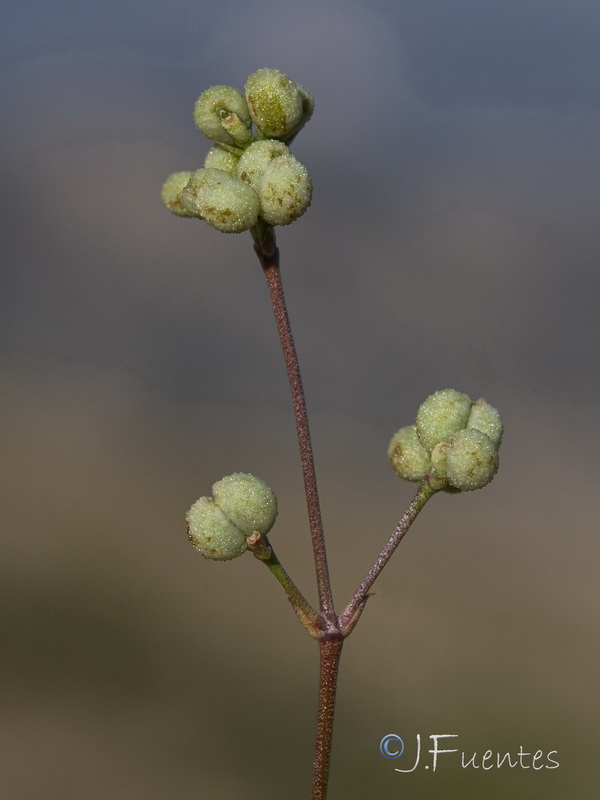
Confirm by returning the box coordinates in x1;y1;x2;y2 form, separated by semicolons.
2;1;599;797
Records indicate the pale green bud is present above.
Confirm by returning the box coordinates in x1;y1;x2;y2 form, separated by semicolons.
161;171;196;217
237;140;290;190
244;68;305;140
430;441;448;476
257;154;312;226
193;85;253;146
467;398;504;448
445;429;499;491
203;145;239;176
285;85;315;142
416;389;472;453
186;473;277;561
186;496;248;561
182;168;260;233
212;472;278;536
388;425;432;481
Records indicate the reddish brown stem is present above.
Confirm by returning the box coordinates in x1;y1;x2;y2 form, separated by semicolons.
312;638;344;800
253;226;335;619
339;481;435;633
251;225;345;800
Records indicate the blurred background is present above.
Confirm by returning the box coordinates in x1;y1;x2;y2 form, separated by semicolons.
2;1;599;797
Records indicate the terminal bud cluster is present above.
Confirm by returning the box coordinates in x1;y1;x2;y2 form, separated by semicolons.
161;68;313;233
388;389;503;491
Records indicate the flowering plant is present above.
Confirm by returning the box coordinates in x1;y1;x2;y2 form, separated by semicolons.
161;68;502;799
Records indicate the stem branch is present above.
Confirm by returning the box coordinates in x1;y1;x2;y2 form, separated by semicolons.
339;481;435;633
247;531;321;637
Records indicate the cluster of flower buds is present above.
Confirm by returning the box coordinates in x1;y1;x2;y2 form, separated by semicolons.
388;389;503;491
186;473;278;560
161;69;314;233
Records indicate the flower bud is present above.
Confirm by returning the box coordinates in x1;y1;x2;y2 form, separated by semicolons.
237;140;290;190
416;389;472;453
445;429;499;491
204;145;239;176
244;68;305;140
186;496;248;561
285;85;315;142
467;398;503;448
212;473;278;536
430;441;448;476
256;154;312;226
186;473;278;561
161;171;196;217
193;85;253;146
388;425;432;481
182;168;260;233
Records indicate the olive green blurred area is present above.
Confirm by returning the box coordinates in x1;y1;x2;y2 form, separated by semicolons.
2;1;599;798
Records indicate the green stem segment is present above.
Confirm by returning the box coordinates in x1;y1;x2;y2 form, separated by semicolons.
247;532;321;637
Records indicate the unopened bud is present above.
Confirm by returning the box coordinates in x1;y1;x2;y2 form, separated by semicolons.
445;429;499;491
388;425;432;481
257;154;312;226
182;168;260;233
285;85;315;142
245;68;305;140
212;473;278;536
237;139;290;189
416;389;472;453
204;145;240;176
467;398;504;448
186;496;248;561
186;473;278;561
161;171;196;217
193;85;253;146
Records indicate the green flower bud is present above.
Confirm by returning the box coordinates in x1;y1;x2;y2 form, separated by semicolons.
445;429;499;491
244;68;305;140
212;472;278;536
237;140;290;190
186;496;248;561
193;85;253;146
161;171;196;217
182;168;260;233
430;441;448;477
256;154;312;226
285;85;315;142
186;473;278;561
416;389;472;453
467;398;504;448
204;145;239;176
388;425;432;481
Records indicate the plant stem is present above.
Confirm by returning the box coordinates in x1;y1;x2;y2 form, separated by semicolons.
339;481;435;633
246;531;322;637
312;637;344;800
252;225;335;620
252;225;342;798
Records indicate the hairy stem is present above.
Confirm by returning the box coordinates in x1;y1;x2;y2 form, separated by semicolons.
246;531;321;637
252;225;335;619
312;638;344;800
339;481;435;633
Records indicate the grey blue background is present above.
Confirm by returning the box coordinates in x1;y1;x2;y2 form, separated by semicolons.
2;1;599;797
